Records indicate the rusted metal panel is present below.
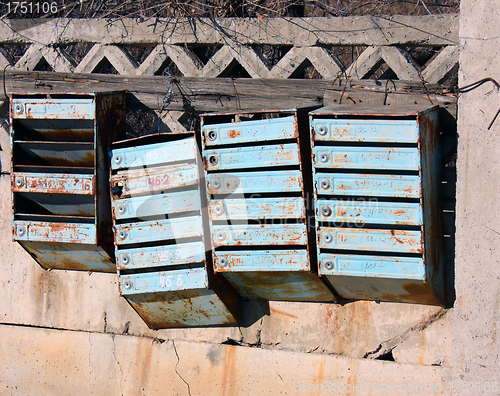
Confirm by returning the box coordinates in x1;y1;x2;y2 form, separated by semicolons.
209;197;305;220
220;272;336;301
317;227;422;253
310;104;444;306
213;250;310;272
211;224;308;246
11;173;95;194
311;119;418;142
124;289;238;329
11;98;95;119
110;138;197;170
316;200;423;225
204;143;300;171
314;173;421;198
13;221;96;244
10;92;124;273
114;216;203;245
120;267;208;295
202;115;296;146
111;163;198;196
206;171;302;194
313;146;420;170
18;240;115;272
110;134;239;328
319;253;424;279
116;242;206;271
202;108;336;302
112;190;201;220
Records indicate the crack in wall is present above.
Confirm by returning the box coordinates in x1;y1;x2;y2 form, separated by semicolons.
363;308;449;360
111;334;124;396
172;340;192;396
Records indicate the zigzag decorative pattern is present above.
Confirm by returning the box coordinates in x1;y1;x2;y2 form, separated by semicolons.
0;16;459;131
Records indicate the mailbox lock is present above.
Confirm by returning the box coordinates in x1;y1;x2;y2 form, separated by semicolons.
216;230;226;241
208;155;218;166
118;230;128;240
214;205;224;215
324;260;334;270
323;233;333;244
319;179;330;190
317;125;328;136
319;153;329;163
117;204;127;215
15;177;24;188
114;154;123;165
14;104;24;115
212;179;222;189
121;254;131;265
219;257;228;267
122;279;133;290
321;206;332;217
16;225;26;237
207;130;217;141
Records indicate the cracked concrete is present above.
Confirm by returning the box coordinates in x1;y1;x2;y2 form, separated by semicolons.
0;323;452;395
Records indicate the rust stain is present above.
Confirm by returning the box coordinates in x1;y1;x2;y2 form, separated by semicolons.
393;210;407;215
228;129;241;138
221;346;237;396
270;307;299;319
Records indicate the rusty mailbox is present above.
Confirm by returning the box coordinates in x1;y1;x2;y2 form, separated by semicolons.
10;92;125;272
201;109;336;302
109;133;239;328
310;105;445;305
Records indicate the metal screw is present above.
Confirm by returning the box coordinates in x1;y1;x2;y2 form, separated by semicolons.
114;154;123;165
117;203;126;215
321;206;332;217
317;125;328;136
212;179;222;189
319;179;330;190
207;130;217;141
319;153;329;163
122;279;133;290
15;177;24;188
219;257;228;267
16;225;26;237
214;205;224;215
121;254;131;265
323;233;333;244
118;230;128;240
216;230;226;241
324;260;334;270
208;155;218;166
14;104;23;115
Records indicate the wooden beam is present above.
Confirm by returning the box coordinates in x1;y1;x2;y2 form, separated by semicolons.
1;70;456;115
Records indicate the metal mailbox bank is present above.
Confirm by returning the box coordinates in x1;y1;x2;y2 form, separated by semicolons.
109;133;238;328
310;105;445;305
201;109;335;301
10;92;125;272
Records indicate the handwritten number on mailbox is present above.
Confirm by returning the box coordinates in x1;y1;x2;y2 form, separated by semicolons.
159;274;183;288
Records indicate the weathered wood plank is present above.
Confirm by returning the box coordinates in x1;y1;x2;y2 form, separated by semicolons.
1;70;456;114
0;16;458;46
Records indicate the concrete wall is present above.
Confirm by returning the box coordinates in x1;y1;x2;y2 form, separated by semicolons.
453;0;500;393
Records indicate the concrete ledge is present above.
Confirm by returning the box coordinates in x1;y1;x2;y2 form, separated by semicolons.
0;324;451;395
